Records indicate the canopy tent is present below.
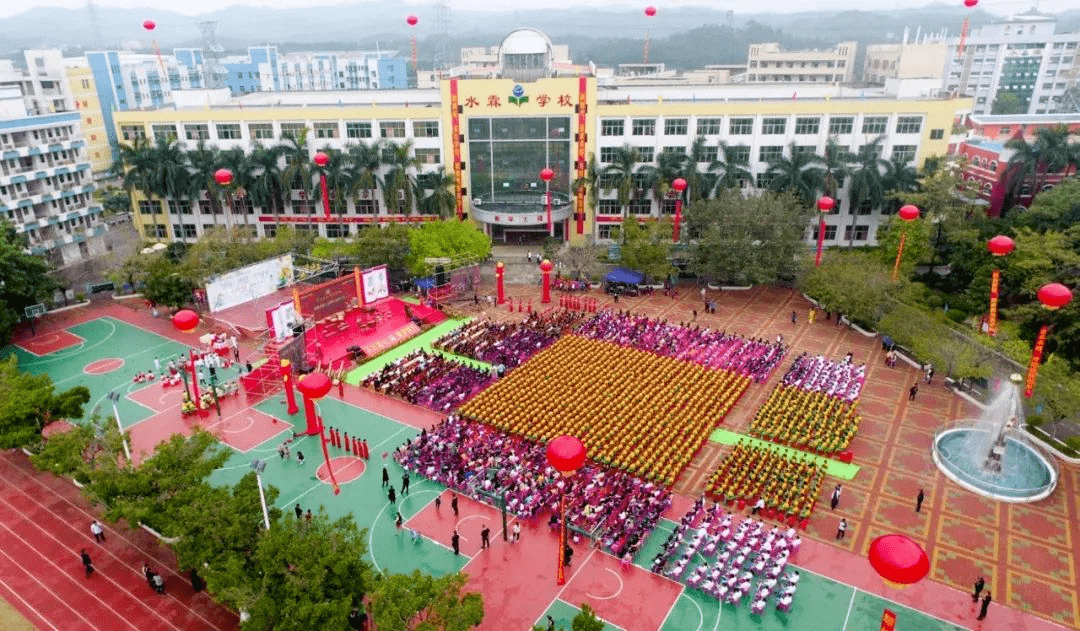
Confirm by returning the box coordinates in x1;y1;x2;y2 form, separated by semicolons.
415;277;436;290
605;268;645;285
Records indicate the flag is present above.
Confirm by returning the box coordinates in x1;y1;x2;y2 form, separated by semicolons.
792;91;797;101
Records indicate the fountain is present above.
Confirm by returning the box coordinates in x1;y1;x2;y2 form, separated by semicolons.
932;375;1058;503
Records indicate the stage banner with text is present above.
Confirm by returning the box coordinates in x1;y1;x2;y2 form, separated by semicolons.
205;255;294;313
298;275;355;321
360;265;390;305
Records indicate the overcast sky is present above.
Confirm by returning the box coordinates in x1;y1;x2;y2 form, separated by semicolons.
1;0;1045;19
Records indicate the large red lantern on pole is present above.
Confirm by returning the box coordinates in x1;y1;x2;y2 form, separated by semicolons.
815;196;834;267
868;534;930;587
1025;283;1073;397
540;259;554;304
892;204;920;281
540;168;555;237
314;151;332;220
280;359;299;415
406;15;419;82
214;168;233;186
643;6;656;63
547;436;586;585
171;310;202;413
986;235;1015;337
142;19;156;31
671;178;687;243
297;372;341;495
495;261;506;305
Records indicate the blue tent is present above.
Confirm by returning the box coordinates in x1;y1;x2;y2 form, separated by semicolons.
415;277;436;290
605;268;644;285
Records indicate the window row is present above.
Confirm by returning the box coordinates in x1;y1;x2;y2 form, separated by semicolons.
599;115;924;137
596;143;919;164
128;120;440;143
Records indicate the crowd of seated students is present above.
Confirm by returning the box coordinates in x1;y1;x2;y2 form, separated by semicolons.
395;415;670;558
705;441;825;527
575;311;786;383
460;335;749;486
360;349;493;412
432;309;583;369
654;498;802;612
781;353;866;402
747;383;862;455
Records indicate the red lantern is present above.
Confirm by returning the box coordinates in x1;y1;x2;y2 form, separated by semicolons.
297;372;333;400
1038;283;1072;311
214;168;233;186
406;14;418;26
539;167;554;182
143;19;156;31
171;309;199;333
817;196;835;213
964;0;977;6
546;435;586;475
868;534;930;587
671;178;687;193
314;151;329;167
539;259;554;273
987;235;1015;257
898;204;920;221
644;6;657;16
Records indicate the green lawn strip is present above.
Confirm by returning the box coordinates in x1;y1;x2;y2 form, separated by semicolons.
709;428;860;480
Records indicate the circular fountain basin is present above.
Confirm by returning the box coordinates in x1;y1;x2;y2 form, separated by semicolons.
933;428;1056;503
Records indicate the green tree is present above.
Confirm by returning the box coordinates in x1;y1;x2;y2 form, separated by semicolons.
141;254;199;309
0;221;56;344
681;136;713;203
641;150;688;208
406;220;492;276
874;214;934;276
248;143;287;224
991;91;1024;115
820;136;852;199
764;142;824;204
417;167;457;218
314;146;351;220
845;136;888;244
370;571;484;631
684;189;812;285
1032;356;1080;434
0;356;91;448
571;604;605;631
1010;177;1080;234
599;146;642;215
94;185;132;216
562;243;606;282
280;129;314;209
218;146;258;229
613;216;676;282
383;140;420;214
707;142;752;193
800;250;896;327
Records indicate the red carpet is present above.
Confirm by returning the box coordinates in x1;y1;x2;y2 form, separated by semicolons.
305;298;445;370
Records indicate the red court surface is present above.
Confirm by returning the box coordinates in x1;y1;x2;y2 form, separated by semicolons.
406;490;681;631
316;456;367;486
84;357;126;374
16;329;84;356
0;450;239;631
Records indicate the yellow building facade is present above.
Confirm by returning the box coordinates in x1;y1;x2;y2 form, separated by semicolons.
64;66;111;175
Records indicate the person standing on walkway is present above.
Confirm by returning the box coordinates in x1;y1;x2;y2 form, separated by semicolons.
972;576;985;602
435;496;442;511
90;520;105;543
830;484;842;510
512;522;521;543
547;615;556;631
808;308;816;324
451;493;459;516
451;530;460;555
80;549;94;578
388;485;396;505
977;591;991;620
836;519;847;540
909;383;919;401
295;450;305;465
480;525;491;549
295;503;303;519
916;489;925;513
402;472;410;495
382;465;390;488
153;356;161;373
791;311;797;325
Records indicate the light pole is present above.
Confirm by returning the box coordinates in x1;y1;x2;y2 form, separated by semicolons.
986;235;1015;337
314;151;332;221
891;204;920;282
815;196;834;267
1024;283;1072;398
546;435;585;585
250;458;271;530
107;390;132;462
540;167;555;238
671;177;687;242
214;168;234;230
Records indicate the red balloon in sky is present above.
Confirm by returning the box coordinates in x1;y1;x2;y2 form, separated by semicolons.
143;19;156;31
964;0;978;7
406;15;418;26
645;6;657;17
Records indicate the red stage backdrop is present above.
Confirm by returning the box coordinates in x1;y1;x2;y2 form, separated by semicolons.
294;274;357;322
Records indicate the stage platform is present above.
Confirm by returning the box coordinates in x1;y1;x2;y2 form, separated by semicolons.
205;286;296;338
304;297;446;371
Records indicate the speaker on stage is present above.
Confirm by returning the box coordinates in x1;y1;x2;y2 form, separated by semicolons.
292;323;305;336
435;265;447;287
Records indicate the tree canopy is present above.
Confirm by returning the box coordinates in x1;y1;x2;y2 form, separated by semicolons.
370;571;484;631
406;220;492;276
0;221;57;344
0;356;90;448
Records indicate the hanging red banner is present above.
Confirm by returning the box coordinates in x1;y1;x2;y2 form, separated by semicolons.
988;268;1000;336
574;75;588;235
1024;324;1048;397
450;79;464;220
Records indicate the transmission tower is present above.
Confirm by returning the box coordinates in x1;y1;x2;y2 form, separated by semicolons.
86;0;102;48
433;0;450;70
198;21;227;89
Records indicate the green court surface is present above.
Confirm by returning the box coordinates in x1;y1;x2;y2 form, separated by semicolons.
343;318;493;385
709;428;860;480
539;599;624;631
0;317;242;429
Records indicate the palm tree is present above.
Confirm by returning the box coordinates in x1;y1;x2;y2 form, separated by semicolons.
642;150;688;212
313;146;350;220
764;142;825;204
344;140;383;212
149;137;189;240
681;136;714;204
417;167;456;218
248;143;286;227
279;129;313;216
184;140;223;226
820;137;853;200
217;147;256;228
115;136;159;237
382;140;420;214
1004;126;1072;212
845;135;889;245
598;145;641;217
881;155;920;214
707;142;752;194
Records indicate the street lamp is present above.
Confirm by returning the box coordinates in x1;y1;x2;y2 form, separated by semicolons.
546;435;585;585
1024;283;1072;398
891;204;920;282
171;309;202;414
671;177;687;243
107;390;132;463
986;235;1015;337
297;372;341;495
815;196;835;267
250;458;271;530
314;151;332;221
540;167;555;238
214;168;234;230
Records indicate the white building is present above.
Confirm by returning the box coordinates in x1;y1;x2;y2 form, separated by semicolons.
944;11;1080;115
864;29;949;85
747;42;858;84
0;86;107;266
